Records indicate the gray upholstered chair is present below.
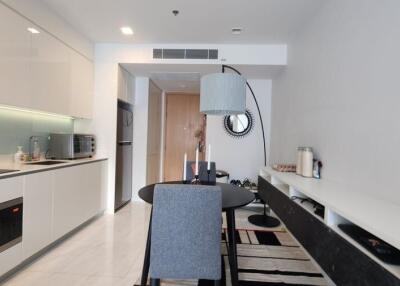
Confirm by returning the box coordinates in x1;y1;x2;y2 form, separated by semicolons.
186;161;216;183
149;184;222;285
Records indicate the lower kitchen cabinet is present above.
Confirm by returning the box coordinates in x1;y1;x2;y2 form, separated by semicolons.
53;161;105;240
22;172;53;260
0;177;23;276
0;160;107;278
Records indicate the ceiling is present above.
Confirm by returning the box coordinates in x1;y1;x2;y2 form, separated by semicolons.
122;63;284;93
41;0;324;44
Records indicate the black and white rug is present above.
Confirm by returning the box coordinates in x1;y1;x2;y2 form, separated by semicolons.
221;228;327;286
136;227;327;286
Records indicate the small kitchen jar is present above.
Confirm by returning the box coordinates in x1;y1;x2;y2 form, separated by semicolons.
296;147;304;175
302;147;314;178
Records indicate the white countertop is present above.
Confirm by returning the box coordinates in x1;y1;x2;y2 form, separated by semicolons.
0;157;108;180
261;166;400;251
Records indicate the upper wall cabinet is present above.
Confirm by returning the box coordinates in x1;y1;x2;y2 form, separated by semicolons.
30;27;71;115
0;5;32;109
0;4;94;119
70;50;93;118
118;66;134;104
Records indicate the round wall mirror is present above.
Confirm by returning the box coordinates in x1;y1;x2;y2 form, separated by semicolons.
223;109;254;137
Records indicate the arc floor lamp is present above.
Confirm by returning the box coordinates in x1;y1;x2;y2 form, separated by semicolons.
200;64;280;228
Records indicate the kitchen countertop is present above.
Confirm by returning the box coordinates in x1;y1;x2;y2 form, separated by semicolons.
0;157;108;180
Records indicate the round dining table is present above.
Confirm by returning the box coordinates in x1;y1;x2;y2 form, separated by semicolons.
138;181;255;286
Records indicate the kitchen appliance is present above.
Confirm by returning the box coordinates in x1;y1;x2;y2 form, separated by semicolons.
0;197;23;253
115;100;133;210
48;133;95;159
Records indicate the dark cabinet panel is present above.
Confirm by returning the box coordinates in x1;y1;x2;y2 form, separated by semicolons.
258;176;400;286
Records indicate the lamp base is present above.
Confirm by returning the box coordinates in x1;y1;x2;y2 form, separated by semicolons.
248;214;281;228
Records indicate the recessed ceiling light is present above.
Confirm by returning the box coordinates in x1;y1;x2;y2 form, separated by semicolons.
27;27;40;34
120;26;134;35
232;27;242;35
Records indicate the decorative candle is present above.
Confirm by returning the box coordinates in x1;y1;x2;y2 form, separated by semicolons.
195;147;199;176
183;153;187;181
207;144;211;170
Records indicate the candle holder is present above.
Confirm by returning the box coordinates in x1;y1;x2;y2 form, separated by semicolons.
207;169;211;183
191;175;201;184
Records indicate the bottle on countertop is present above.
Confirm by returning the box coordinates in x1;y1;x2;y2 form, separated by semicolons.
296;147;304;175
14;146;24;162
313;160;323;179
32;140;40;161
301;147;314;178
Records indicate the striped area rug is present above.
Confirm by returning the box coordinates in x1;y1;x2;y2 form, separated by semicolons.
221;229;327;286
135;228;327;286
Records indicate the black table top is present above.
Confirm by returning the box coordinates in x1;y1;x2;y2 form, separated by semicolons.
138;181;255;211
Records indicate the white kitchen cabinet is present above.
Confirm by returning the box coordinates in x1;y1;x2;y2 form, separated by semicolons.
118;66;134;104
0;3;94;118
30;26;70;115
0;4;32;109
0;175;23;202
53;161;105;240
22;172;54;260
0;177;23;276
70;50;94;118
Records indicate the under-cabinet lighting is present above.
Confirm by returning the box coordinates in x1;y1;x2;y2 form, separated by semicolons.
27;27;40;34
0;105;74;120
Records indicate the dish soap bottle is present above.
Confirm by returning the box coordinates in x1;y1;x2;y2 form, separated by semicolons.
14;146;24;162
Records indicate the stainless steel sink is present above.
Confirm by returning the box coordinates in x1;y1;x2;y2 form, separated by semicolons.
26;160;67;166
0;169;19;174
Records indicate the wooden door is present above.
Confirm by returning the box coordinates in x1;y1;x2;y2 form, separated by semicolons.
164;93;206;181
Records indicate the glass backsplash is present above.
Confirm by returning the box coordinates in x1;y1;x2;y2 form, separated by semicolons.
0;108;74;155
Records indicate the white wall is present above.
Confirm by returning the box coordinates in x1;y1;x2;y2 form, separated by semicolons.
93;44;286;210
206;79;271;182
132;77;149;200
1;0;93;59
271;0;400;203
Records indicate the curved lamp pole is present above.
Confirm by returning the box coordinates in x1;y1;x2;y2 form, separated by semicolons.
208;65;280;228
222;64;267;166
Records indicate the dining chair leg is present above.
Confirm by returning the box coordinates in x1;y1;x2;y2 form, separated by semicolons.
150;278;160;286
140;208;153;286
226;209;238;286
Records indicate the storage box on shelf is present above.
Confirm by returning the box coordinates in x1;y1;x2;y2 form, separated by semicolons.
259;166;400;282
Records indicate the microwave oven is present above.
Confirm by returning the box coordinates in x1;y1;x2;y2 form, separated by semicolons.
48;133;95;159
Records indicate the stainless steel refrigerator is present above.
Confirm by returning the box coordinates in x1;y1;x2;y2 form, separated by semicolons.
115;100;133;211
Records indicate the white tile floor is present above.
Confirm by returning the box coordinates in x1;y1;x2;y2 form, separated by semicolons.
1;202;327;286
2;202;152;286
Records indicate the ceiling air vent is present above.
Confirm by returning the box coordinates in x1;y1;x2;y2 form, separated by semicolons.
153;49;218;60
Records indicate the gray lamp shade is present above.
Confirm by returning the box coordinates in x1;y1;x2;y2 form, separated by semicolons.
200;73;246;115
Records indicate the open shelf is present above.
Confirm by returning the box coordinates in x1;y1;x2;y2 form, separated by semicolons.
331;220;400;278
260;166;400;279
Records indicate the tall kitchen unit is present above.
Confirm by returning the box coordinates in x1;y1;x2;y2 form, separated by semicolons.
115;100;133;211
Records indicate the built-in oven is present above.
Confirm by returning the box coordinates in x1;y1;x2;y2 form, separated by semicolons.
0;197;23;253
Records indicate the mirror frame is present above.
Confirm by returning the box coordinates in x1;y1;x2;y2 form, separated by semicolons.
223;109;254;138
